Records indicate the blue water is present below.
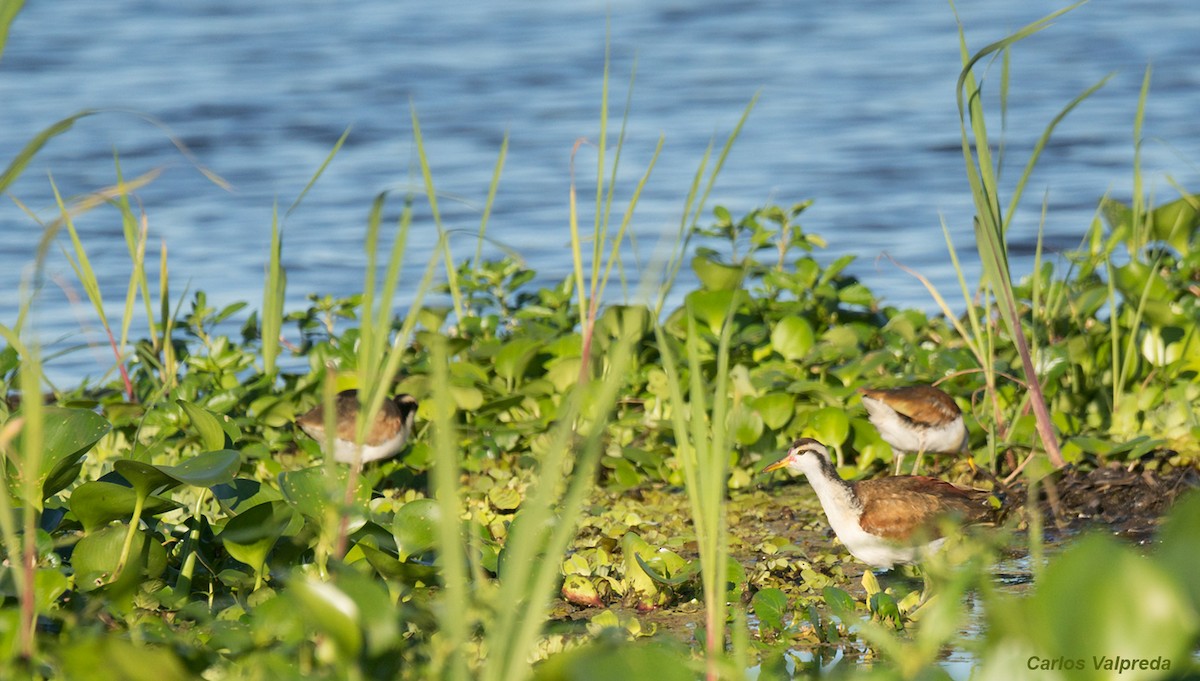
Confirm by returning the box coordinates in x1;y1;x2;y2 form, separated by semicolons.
2;1;1198;384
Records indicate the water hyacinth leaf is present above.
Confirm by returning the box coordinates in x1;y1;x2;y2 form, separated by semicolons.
562;574;603;608
72;523;167;592
154;449;242;488
621;532;662;608
449;383;485;410
685;289;740;336
751;588;789;632
113;459;179;498
61;637;193;681
809;406;850;446
6;407;111;502
634;551;698;587
750;393;795;431
729;402;764;446
357;543;439;585
212;478;284;514
532;640;696;681
1148;194;1199;252
69;481;181;534
487;486;522;512
691;253;743;291
494;337;543;383
837;282;875;307
392;498;441;561
822;586;858;618
287;575;362;660
220;501;295;578
177;399;227;451
770;317;814;361
280;466;370;521
324;567;403;656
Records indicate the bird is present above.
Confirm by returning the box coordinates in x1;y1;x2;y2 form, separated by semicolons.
858;385;967;475
762;438;1002;569
296;390;419;465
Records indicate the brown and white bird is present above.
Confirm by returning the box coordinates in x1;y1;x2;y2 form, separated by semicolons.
859;385;967;475
763;438;1001;569
296;390;419;465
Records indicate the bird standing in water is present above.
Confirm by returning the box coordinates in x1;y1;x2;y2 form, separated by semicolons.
762;438;1002;569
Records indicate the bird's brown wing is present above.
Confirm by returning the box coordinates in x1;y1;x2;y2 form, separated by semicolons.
860;386;961;425
855;476;996;541
297;390;404;444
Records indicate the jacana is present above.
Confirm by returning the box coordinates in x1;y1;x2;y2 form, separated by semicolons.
859;385;967;475
296;390;419;465
762;438;1001;569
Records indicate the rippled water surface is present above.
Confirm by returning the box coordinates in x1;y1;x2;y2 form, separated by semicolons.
2;1;1198;382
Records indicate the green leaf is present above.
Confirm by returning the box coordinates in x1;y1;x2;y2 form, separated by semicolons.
690;254;744;291
177;399;227;451
729;403;764;446
487;486;522;512
685;289;742;336
7;407;111;502
1148;194;1199;252
279;466;370;522
69;481;180;534
113;459;178;498
62;637;193;681
494;338;543;383
752;588;789;632
220;501;295;579
72;523;167;593
750;393;796;431
621;532;661;607
809;406;850;446
822;586;858;618
392;498;441;560
287;575;362;660
532;641;696;681
770;317;814;361
153;449;242;488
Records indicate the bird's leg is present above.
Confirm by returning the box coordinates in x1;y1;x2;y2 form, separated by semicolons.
893;450;906;475
910;447;926;475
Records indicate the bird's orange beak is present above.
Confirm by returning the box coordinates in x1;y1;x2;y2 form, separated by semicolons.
762;455;791;473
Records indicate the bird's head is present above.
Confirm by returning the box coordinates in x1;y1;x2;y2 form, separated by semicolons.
394;394;419;428
762;437;830;477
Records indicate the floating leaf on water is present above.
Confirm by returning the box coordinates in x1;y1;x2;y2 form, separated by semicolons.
562;574;603;608
487;486;522;512
821;586;857;619
752;588;789;633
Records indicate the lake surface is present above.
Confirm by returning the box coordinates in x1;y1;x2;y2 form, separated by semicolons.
2;1;1198;384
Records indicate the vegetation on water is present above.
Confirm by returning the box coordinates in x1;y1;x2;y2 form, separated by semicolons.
2;2;1199;679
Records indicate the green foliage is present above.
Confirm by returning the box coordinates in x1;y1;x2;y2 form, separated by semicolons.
0;4;1197;678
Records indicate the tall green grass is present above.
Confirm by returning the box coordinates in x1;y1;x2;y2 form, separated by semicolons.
947;1;1113;470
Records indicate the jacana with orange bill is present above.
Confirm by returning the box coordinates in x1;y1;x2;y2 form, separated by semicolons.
297;390;418;465
762;438;1001;569
859;385;967;475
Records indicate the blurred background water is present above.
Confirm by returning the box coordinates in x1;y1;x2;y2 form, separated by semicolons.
1;0;1198;385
